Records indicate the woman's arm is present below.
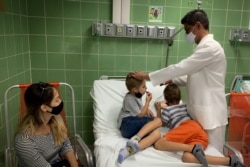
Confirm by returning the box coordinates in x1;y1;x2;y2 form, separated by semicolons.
63;150;78;167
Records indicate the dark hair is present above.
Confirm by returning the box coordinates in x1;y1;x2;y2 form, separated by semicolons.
125;74;144;91
24;82;54;124
181;9;209;30
163;83;181;105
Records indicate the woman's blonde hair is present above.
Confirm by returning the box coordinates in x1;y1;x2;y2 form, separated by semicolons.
15;82;68;146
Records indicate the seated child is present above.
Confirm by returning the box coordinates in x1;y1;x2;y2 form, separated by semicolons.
117;74;162;164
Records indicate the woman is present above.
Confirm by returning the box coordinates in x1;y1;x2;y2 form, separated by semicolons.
15;82;78;167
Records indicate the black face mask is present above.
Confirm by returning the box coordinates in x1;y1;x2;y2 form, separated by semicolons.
49;101;64;115
135;92;143;98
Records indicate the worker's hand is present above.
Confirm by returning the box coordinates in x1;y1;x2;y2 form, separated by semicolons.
130;71;148;80
145;91;152;102
160;80;172;86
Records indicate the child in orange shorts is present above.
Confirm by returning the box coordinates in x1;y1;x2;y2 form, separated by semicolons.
154;83;244;167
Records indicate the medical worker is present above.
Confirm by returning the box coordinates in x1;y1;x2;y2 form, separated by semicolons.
131;9;227;154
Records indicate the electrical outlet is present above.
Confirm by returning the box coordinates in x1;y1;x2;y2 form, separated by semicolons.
115;24;126;36
157;26;167;39
105;23;114;36
241;29;250;41
147;26;156;38
126;25;136;37
137;25;146;38
230;29;241;41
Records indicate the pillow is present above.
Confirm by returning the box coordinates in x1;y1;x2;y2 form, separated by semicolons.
240;81;250;93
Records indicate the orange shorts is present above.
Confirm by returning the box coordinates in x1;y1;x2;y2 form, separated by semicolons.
164;119;208;149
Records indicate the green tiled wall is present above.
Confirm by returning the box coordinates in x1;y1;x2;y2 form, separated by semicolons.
0;0;250;165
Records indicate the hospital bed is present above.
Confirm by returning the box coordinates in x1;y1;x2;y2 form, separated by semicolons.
4;82;94;167
90;76;242;167
225;75;250;166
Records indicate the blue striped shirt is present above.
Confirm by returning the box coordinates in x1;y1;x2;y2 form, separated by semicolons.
161;103;191;129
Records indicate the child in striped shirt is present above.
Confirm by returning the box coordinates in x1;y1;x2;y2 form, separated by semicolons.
154;83;244;167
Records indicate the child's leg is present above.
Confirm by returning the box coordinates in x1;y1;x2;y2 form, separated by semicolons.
138;129;161;150
135;117;162;139
183;153;245;167
154;139;208;166
127;129;161;152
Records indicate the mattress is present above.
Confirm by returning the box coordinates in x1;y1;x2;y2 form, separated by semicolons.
90;79;226;167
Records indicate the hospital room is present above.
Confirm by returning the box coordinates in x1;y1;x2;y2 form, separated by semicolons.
0;0;250;166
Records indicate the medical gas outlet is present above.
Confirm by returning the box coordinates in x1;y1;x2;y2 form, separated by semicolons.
230;29;250;42
92;21;176;40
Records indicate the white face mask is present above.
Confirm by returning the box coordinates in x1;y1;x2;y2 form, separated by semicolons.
185;31;196;44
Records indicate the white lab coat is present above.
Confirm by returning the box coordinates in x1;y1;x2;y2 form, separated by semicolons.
149;34;228;130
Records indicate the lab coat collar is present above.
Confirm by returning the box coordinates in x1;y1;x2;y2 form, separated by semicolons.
197;34;214;46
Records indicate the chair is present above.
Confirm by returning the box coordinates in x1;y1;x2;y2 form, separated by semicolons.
224;93;250;166
4;82;95;167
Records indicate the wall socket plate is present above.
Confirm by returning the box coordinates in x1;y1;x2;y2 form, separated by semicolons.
157;26;167;39
115;24;126;36
147;26;156;38
126;25;136;37
105;23;115;36
92;22;104;36
137;25;147;38
92;22;176;40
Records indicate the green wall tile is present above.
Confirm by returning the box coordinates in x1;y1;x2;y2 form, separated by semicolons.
45;0;63;17
13;15;22;34
0;36;6;58
5;36;16;56
211;27;226;42
48;53;65;69
81;2;99;20
46;18;63;35
132;39;148;55
30;53;47;68
213;0;228;10
115;56;132;71
226;11;242;27
99;3;112;21
64;19;81;36
4;14;14;34
65;70;83;85
82;54;99;70
28;17;45;34
0;58;8;81
166;0;182;7
211;10;227;26
47;69;66;82
65;54;82;69
64;37;81;53
99;55;115;71
131;5;149;23
47;36;64;52
63;1;80;19
29;35;46;52
27;0;45;16
131;55;147;71
164;7;181;24
228;0;244;10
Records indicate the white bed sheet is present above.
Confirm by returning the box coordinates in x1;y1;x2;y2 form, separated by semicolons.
90;79;226;167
